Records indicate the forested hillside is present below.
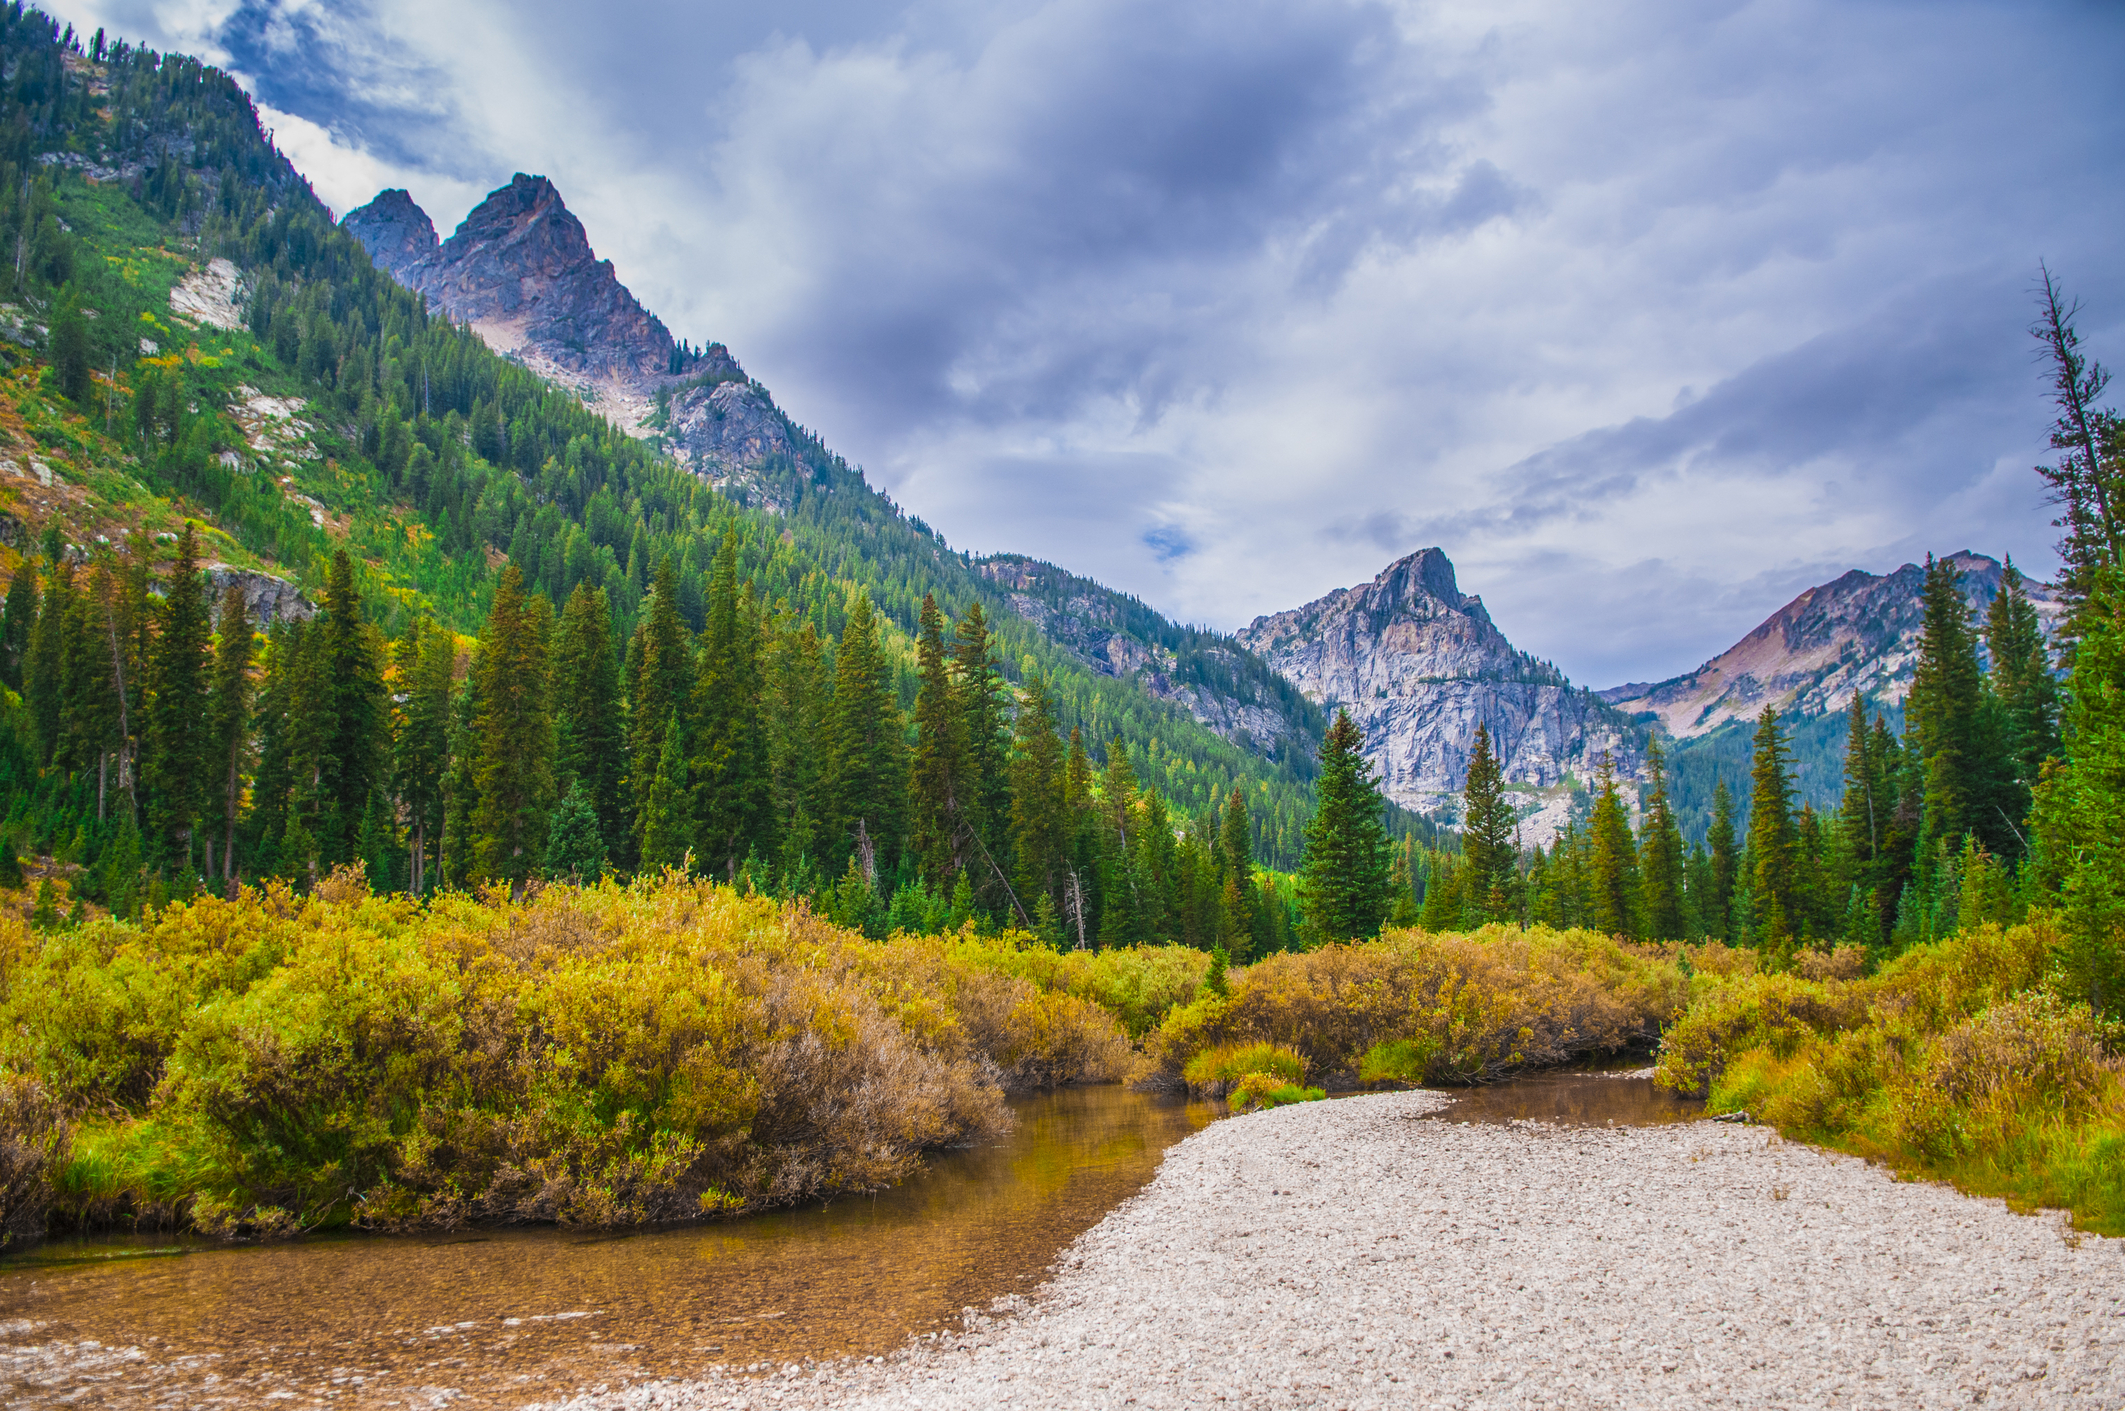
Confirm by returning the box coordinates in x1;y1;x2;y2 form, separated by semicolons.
0;5;1351;951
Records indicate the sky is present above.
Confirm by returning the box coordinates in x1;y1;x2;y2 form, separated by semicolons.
51;0;2125;688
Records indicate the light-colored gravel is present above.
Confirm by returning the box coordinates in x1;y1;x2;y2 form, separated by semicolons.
556;1092;2125;1410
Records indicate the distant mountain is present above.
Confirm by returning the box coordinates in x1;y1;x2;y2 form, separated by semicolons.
1600;551;2060;738
1237;548;1644;839
978;554;1323;763
342;178;800;509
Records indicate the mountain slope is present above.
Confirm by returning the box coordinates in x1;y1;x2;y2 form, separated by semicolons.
1237;548;1644;840
0;14;1331;871
1601;551;2059;737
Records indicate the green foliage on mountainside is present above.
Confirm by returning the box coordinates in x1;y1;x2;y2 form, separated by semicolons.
0;7;1323;866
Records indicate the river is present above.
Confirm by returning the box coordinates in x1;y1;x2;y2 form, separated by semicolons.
0;1068;1698;1408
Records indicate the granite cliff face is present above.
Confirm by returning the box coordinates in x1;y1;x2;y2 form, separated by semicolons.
1237;549;1643;833
342;178;794;506
1600;552;2061;737
978;554;1321;761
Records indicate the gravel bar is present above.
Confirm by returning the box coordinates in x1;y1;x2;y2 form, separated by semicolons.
554;1091;2125;1410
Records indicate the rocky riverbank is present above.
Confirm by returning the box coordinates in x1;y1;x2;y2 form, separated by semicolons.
554;1091;2124;1410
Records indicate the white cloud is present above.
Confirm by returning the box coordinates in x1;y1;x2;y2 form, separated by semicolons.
46;0;2125;688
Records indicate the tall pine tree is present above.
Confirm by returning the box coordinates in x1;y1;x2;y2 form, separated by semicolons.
1298;709;1391;944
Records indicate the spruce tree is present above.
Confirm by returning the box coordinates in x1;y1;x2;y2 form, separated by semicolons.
1217;784;1262;954
1096;738;1143;947
1985;558;2060;819
1745;707;1798;952
1587;753;1638;937
469;566;555;888
0;558;35;691
824;590;906;878
689;533;769;881
764;615;829;869
2031;565;2125;1014
627;556;692;856
545;783;608;883
552;582;625;857
1636;736;1687;939
395;620;455;895
1706;780;1738;940
1461;721;1515;921
639;711;692;873
22;558;69;765
1418;851;1462;932
143;524;211;869
1298;709;1392;944
204;584;254;887
952;602;1012;900
319;550;389;866
1908;553;2013;859
1009;672;1069;912
909;592;966;886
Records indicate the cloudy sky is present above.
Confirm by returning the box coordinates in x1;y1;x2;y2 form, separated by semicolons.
53;0;2125;687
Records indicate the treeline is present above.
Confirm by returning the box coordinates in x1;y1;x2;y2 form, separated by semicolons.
0;5;1329;872
0;526;1305;956
1406;554;2055;953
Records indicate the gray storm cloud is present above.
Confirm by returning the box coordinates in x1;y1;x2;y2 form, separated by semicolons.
51;0;2125;687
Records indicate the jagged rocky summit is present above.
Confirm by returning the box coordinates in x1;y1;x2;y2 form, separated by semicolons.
341;177;797;507
1237;548;1642;837
1600;551;2061;738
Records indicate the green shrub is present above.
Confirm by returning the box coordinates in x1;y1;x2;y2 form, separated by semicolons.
1228;1072;1325;1111
1358;1037;1438;1086
1182;1041;1305;1096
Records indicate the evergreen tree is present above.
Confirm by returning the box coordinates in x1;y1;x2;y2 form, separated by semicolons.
22;558;68;764
545;782;607;883
764;614;829;869
1908;553;2012;858
1746;707;1798;952
1298;708;1392;944
909;592;966;886
1218;784;1261;956
468;566;554;888
639;710;691;873
823;590;906;878
1461;721;1515;922
392;620;453;894
2031;562;2125;1014
318;550;389;866
952;601;1012;902
142;524;211;868
626;556;692;857
689;533;768;880
1586;753;1638;937
1096;738;1143;947
1706;780;1739;940
552;582;625;857
1009;672;1069;912
0;558;34;691
1418;850;1462;932
1985;558;2061;815
2030;270;2123;630
1636;736;1687;939
203;583;253;887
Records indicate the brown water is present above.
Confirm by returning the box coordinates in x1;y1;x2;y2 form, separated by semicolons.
0;1085;1212;1410
1424;1065;1706;1127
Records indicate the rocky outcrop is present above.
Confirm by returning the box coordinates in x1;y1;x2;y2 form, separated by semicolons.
978;555;1318;760
204;565;314;628
342;177;775;489
1600;551;2061;738
1237;548;1643;825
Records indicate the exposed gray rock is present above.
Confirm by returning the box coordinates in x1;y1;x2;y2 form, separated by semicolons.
340;188;437;275
1601;551;2062;738
1238;548;1643;821
203;565;313;628
978;555;1320;761
661;379;799;509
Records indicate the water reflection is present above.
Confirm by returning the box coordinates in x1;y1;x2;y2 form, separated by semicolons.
0;1085;1212;1410
1424;1067;1705;1127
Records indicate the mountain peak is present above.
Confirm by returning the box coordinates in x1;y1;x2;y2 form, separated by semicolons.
341;188;437;275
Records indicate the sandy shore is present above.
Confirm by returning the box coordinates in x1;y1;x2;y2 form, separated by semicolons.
555;1091;2125;1410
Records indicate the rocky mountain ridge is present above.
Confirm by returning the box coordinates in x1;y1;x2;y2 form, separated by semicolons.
978;554;1322;761
342;178;801;508
1238;548;1644;838
1601;552;2061;738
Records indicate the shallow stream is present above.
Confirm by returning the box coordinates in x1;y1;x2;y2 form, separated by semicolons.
0;1065;1702;1407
